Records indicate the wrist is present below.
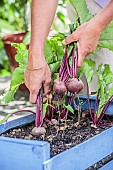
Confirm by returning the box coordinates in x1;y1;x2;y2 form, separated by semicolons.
89;17;103;34
91;1;113;33
28;50;46;69
27;63;47;71
92;17;106;33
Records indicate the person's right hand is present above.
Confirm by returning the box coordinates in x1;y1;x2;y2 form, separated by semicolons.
24;63;51;104
62;21;101;67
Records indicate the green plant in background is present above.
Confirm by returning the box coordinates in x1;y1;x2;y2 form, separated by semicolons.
0;0;69;76
52;0;70;32
0;42;10;75
0;0;31;75
0;0;28;32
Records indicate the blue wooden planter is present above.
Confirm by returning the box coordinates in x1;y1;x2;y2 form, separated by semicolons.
0;112;35;134
77;95;113;116
0;96;113;170
0;126;113;170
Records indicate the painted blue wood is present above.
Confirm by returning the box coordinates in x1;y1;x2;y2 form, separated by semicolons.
0;136;50;170
0;112;35;134
99;160;113;170
43;127;113;170
77;95;113;116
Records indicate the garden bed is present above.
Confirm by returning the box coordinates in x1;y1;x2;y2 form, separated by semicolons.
1;111;113;157
0;111;113;170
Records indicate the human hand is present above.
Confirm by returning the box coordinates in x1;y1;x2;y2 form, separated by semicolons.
62;21;101;67
24;64;51;104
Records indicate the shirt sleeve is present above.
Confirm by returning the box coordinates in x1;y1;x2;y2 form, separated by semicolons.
93;0;110;8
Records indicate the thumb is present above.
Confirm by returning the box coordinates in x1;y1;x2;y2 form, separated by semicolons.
77;42;85;67
62;31;79;45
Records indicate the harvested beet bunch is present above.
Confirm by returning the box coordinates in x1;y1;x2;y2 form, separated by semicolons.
53;46;84;94
32;45;84;135
51;45;84;120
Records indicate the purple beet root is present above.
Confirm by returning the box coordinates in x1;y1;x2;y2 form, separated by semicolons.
53;79;67;94
77;79;84;92
31;126;46;136
65;78;84;93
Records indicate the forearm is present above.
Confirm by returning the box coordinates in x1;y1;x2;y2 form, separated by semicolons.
91;0;113;32
28;0;58;68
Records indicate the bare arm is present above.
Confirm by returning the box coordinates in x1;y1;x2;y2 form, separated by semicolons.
28;0;59;69
94;0;113;31
63;0;113;66
25;0;58;103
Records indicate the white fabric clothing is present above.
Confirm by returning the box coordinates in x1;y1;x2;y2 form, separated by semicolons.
94;0;110;8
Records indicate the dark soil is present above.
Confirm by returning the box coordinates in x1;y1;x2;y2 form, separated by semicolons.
1;110;113;169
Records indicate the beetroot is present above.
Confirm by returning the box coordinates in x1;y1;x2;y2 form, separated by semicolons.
77;79;84;92
66;78;84;93
31;126;46;136
53;79;67;94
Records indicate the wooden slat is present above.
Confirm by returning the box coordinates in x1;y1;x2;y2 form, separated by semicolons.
0;136;50;170
99;160;113;170
0;113;35;134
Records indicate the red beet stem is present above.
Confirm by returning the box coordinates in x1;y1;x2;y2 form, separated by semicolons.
98;122;113;127
59;48;67;77
36;91;43;127
74;47;78;78
13;110;36;114
86;81;95;124
72;47;75;78
62;69;69;82
66;55;72;78
60;62;67;81
45;104;55;121
96;95;113;126
93;95;99;124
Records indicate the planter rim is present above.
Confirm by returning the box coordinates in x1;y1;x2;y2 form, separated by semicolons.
0;136;49;147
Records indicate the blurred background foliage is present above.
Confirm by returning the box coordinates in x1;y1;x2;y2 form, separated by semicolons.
0;0;29;32
0;0;70;76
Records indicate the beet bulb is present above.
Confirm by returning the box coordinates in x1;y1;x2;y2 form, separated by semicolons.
53;79;66;94
31;127;46;136
65;78;84;93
